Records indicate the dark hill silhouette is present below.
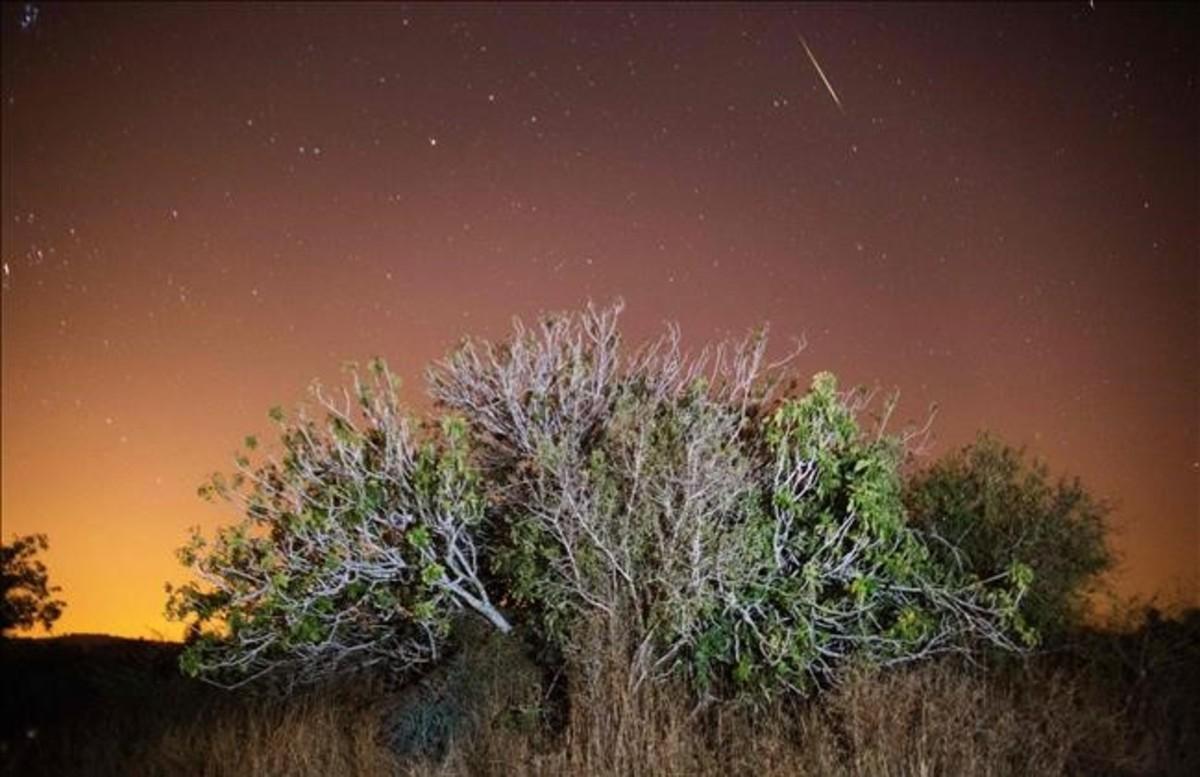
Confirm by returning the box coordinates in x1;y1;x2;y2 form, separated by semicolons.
1;634;190;745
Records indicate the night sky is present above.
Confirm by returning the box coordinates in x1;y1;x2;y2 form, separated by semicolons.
2;3;1196;639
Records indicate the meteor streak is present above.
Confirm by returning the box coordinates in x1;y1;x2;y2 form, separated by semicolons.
800;35;844;114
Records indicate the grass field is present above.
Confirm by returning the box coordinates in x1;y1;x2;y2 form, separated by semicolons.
2;609;1196;777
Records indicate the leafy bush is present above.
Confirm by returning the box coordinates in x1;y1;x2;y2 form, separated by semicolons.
905;434;1112;641
167;359;508;689
172;304;1034;699
691;374;1034;697
429;303;1032;699
427;302;778;689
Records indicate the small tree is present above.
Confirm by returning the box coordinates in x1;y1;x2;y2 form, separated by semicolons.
428;301;788;688
430;303;1033;699
172;304;1039;699
905;434;1112;641
167;360;509;689
1;533;66;636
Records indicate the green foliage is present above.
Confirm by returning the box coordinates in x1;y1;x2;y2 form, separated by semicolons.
483;372;759;658
167;359;506;688
906;434;1113;641
1;533;66;635
679;374;1030;699
170;307;1052;702
427;306;1034;702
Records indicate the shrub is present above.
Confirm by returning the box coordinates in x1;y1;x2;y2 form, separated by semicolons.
427;302;783;689
167;359;508;689
172;303;1033;699
694;374;1034;698
905;434;1112;641
429;303;1032;699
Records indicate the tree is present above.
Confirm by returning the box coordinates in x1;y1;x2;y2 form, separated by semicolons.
167;359;509;689
905;434;1113;641
1;533;66;636
430;303;1033;699
173;304;1036;697
428;301;790;689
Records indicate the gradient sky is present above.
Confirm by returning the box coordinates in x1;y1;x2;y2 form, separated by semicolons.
2;3;1196;639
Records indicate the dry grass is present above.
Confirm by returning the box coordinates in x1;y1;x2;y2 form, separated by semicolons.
149;691;397;777
4;618;1193;777
409;669;1137;777
401;620;1152;777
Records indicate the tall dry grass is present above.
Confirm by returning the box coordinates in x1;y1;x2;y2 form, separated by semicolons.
401;619;1150;777
5;616;1193;777
150;691;397;777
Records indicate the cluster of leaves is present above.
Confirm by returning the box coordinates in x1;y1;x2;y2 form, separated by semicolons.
684;374;1034;697
167;359;508;689
1;533;65;635
905;434;1112;642
171;304;1097;701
